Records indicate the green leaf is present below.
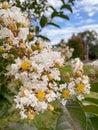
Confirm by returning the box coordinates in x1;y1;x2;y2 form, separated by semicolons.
37;35;50;41
90;116;98;130
60;4;73;13
84;97;98;105
51;11;58;18
56;100;86;130
83;105;98;116
54;108;62;113
4;122;37;130
55;113;73;130
40;15;48;27
66;100;86;130
57;13;69;20
1;91;12;103
0;102;9;117
86;117;94;130
49;6;57;12
68;0;75;5
91;82;98;92
47;22;61;28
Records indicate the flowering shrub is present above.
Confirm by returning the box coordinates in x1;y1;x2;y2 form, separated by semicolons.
0;2;90;122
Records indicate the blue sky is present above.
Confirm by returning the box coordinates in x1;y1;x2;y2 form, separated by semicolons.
41;0;98;45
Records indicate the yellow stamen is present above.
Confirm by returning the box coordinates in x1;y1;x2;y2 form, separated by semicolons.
21;61;31;70
77;83;84;93
37;90;45;101
62;89;70;99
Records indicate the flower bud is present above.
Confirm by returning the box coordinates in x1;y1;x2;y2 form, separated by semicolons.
65;72;70;79
28;32;34;40
27;48;33;55
47;73;53;80
54;60;63;68
9;23;17;31
6;54;14;60
31;44;37;51
35;40;40;46
7;38;13;45
20;43;26;50
38;45;44;51
0;46;6;54
2;1;9;9
76;70;83;77
13;30;19;37
33;66;38;73
48;104;54;111
27;109;35;120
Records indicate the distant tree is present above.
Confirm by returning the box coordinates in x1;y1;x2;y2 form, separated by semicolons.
67;34;84;59
89;44;98;59
78;30;98;60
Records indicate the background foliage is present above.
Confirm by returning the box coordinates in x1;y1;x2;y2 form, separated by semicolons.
54;30;98;60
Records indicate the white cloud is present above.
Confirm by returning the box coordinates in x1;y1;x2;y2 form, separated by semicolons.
47;0;62;9
74;0;98;17
88;12;95;17
76;19;94;26
41;23;98;45
78;0;98;6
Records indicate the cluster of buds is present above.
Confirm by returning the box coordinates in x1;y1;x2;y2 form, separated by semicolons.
0;1;34;58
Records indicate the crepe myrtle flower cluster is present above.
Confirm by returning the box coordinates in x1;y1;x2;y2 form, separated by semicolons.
1;2;90;120
7;42;64;119
7;45;90;120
